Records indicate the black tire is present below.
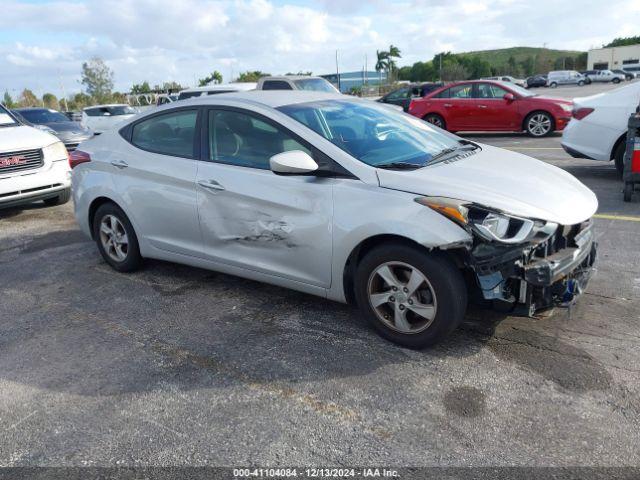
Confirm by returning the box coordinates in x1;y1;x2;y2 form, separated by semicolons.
354;243;467;349
613;78;621;84
614;140;626;177
578;80;585;86
623;182;633;202
525;111;555;137
43;188;71;206
92;202;142;272
586;78;592;85
423;113;446;130
549;82;558;88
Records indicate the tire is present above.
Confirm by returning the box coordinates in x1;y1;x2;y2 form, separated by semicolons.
354;243;467;348
613;78;621;84
525;111;555;137
92;202;142;272
614;140;626;177
549;82;558;88
578;80;585;86
623;182;633;202
586;78;592;85
423;113;446;130
43;188;71;206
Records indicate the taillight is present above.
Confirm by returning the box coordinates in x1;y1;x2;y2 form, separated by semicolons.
69;150;91;169
572;107;594;120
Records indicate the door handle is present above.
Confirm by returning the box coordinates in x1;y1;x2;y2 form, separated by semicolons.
444;103;453;108
198;179;225;192
110;160;128;169
478;105;487;109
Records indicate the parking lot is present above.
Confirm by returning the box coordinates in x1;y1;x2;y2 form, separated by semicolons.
1;81;639;468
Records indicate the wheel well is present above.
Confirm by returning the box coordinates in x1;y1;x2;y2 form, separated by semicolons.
522;110;554;131
611;133;627;161
88;197;119;239
341;234;467;305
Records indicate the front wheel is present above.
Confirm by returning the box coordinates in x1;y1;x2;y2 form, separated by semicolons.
354;244;467;348
578;80;585;86
613;78;621;84
525;111;555;137
423;113;446;130
93;202;142;272
549;82;558;88
614;140;626;177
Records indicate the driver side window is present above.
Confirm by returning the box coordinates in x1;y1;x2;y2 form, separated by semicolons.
208;110;311;170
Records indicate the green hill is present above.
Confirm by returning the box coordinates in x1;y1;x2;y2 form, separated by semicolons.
461;47;586;71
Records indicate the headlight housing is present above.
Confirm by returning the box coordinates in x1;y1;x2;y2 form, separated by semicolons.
43;141;68;162
416;196;558;244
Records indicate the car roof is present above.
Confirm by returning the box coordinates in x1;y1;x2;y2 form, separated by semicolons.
180;83;257;93
261;76;324;81
175;90;345;108
14;107;49;112
83;104;130;110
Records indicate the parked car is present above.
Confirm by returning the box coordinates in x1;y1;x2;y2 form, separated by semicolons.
14;107;93;151
408;80;573;137
584;70;625;84
81;104;138;134
621;64;640;78
525;75;548;88
562;81;640;175
547;70;587;88
378;83;444;111
611;69;635;81
177;83;257;101
256;76;339;93
482;76;526;88
0;103;71;209
71;91;597;348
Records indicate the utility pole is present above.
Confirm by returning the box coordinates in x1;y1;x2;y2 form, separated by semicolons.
59;71;68;112
335;50;341;92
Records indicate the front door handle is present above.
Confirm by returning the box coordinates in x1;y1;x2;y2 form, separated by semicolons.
478;105;487;109
198;179;225;192
444;103;453;108
110;159;128;169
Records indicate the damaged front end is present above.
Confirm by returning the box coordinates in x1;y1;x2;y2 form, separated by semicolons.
417;197;597;316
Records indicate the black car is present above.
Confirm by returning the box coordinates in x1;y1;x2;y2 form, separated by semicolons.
13;107;93;151
612;69;634;81
525;75;547;88
378;82;444;111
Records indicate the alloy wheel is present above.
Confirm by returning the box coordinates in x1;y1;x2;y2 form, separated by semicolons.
367;261;438;334
426;116;444;128
527;114;551;136
99;214;129;262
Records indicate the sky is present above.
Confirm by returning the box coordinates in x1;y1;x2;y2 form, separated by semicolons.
1;0;639;99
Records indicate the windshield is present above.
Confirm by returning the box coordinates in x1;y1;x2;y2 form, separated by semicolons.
278;100;462;167
17;109;68;124
293;78;339;93
0;104;18;127
109;106;137;116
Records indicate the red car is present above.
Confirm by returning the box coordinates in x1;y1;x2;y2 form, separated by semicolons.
408;80;573;137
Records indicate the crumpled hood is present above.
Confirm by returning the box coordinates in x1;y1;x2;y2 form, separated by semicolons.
376;144;598;226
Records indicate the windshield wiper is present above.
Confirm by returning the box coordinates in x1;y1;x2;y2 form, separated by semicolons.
376;161;423;170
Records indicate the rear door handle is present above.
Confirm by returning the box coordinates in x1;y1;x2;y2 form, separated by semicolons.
198;179;225;192
444;103;453;108
478;105;487;109
110;160;128;169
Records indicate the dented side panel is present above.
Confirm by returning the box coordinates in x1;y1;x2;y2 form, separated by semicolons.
196;161;334;288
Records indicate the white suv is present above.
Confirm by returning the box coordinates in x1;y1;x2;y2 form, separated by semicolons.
0;104;71;209
585;70;625;84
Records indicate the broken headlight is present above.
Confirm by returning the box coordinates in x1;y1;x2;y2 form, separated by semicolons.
415;197;557;244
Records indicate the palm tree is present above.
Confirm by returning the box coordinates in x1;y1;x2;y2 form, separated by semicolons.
387;45;402;82
375;50;389;85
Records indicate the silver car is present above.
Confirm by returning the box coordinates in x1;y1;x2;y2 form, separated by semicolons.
72;91;598;348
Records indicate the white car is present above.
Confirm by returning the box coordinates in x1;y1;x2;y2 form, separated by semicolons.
177;83;257;101
482;76;526;88
257;76;340;93
81;104;138;134
0;103;71;209
562;81;640;174
72;91;597;348
585;70;625;84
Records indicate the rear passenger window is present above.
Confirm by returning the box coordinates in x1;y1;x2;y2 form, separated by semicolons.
208;110;310;169
131;110;198;158
262;81;293;91
448;84;473;98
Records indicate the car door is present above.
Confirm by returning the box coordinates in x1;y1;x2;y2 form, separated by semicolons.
472;83;520;130
117;107;203;256
195;107;334;288
383;87;411;108
431;84;475;130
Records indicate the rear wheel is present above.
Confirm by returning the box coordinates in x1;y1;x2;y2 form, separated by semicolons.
578;80;585;86
354;244;467;348
614;140;626;177
43;188;71;207
423;113;446;130
623;182;633;202
549;82;558;88
613;78;621;84
525;111;555;137
93;203;142;272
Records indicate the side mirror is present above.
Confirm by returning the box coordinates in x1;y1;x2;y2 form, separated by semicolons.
269;150;318;175
503;93;515;102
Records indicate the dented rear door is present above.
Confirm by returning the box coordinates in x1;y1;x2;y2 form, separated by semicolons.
196;108;334;288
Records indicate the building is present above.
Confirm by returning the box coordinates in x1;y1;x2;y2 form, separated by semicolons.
587;44;640;70
320;71;388;93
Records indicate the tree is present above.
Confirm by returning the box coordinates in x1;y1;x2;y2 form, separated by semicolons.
18;89;39;107
130;81;151;94
387;44;402;81
198;70;223;86
604;36;640;48
520;56;535;76
375;50;389;84
81;56;114;102
285;71;313;76
441;63;468;82
66;92;92;111
42;93;59;110
235;71;270;82
2;91;15;108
